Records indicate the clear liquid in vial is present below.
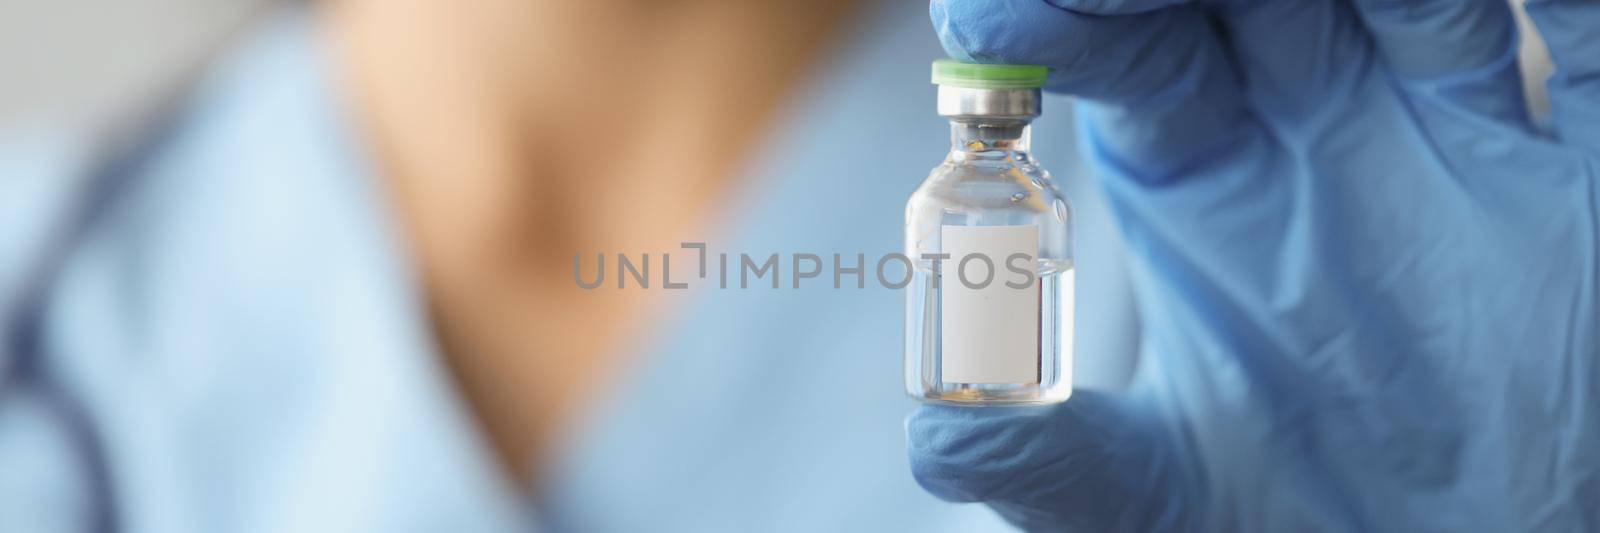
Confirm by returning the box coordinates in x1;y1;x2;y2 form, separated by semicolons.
905;258;1073;405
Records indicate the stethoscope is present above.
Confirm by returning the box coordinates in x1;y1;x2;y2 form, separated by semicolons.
0;113;185;533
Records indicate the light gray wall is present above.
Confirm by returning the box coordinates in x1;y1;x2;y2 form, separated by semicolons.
1513;0;1553;119
0;0;268;137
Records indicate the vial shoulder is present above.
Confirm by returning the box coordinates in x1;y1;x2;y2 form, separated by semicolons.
911;156;1070;214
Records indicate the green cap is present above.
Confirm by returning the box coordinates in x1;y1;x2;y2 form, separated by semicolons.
931;59;1047;90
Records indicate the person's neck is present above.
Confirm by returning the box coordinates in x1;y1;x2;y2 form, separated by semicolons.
321;0;856;493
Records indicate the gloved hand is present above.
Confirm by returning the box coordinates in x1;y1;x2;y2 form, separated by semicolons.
908;0;1600;530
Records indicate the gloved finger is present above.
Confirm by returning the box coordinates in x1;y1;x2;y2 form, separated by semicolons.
932;0;1230;104
1350;0;1529;129
1524;0;1600;151
1208;0;1374;128
1042;0;1189;15
932;0;1250;181
907;391;1198;531
1351;0;1518;78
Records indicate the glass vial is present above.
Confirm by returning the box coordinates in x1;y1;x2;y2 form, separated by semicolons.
905;60;1073;405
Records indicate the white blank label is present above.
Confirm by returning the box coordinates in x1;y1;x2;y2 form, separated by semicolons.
940;225;1039;384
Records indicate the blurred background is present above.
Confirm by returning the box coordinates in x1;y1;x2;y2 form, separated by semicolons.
1;0;263;132
1;0;1122;531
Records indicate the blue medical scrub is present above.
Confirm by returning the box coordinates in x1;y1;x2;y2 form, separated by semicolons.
0;2;1134;531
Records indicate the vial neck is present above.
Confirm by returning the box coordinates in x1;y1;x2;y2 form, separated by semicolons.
949;120;1031;157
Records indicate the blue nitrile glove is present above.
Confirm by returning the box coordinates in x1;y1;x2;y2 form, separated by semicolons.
908;0;1600;530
